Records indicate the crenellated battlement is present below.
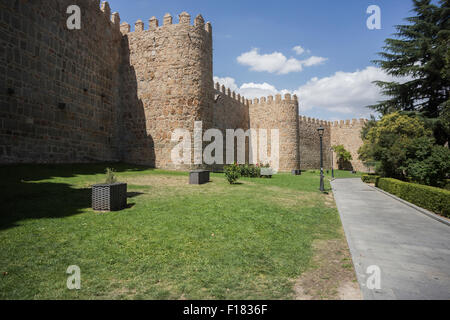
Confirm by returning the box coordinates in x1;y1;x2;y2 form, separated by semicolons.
331;118;367;127
93;1;122;31
298;116;367;127
119;12;212;35
214;83;249;106
299;116;331;126
249;93;298;105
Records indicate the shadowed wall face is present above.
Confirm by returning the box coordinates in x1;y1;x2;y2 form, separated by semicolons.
211;85;250;169
298;117;332;170
0;0;123;163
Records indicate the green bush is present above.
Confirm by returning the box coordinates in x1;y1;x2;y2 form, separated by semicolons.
361;175;380;184
376;178;450;217
238;164;261;178
445;180;450;191
224;164;241;184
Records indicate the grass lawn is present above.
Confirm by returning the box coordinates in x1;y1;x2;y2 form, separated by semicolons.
0;164;360;300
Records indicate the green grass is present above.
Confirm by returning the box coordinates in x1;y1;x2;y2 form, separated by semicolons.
0;164;352;300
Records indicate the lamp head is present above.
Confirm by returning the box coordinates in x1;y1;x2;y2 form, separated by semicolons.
317;126;325;137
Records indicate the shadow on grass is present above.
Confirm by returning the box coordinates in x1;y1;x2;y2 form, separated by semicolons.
127;192;145;198
0;163;151;230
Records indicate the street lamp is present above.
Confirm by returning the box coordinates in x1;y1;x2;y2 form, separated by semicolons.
317;126;325;192
330;147;335;179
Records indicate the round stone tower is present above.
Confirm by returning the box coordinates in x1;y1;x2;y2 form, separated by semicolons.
249;94;300;172
120;12;214;169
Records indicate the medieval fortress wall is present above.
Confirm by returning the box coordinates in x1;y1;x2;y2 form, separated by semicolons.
249;95;300;172
119;11;214;170
0;0;367;172
330;119;367;172
299;117;332;170
0;0;124;163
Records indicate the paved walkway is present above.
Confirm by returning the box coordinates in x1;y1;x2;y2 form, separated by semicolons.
331;178;450;300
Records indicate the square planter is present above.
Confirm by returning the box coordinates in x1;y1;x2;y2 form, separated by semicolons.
92;183;127;211
260;168;274;178
189;170;210;185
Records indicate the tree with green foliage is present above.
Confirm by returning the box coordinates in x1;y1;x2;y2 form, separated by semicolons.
358;112;450;187
332;145;353;170
370;0;450;144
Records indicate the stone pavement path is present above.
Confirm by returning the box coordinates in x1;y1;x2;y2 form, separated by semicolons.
331;178;450;300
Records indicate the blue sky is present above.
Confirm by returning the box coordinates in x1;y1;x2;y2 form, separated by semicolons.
107;0;415;120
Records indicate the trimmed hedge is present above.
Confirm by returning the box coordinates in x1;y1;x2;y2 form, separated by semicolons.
375;178;450;218
361;175;380;184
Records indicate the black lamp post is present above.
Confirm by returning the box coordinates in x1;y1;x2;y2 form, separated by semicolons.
317;126;325;192
330;147;335;179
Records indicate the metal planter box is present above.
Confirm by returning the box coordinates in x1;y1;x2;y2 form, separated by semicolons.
92;183;127;211
189;170;210;185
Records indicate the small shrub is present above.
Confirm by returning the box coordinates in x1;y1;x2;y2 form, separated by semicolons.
238;164;261;178
445;180;450;191
224;164;240;184
361;175;380;184
376;178;450;217
105;168;117;184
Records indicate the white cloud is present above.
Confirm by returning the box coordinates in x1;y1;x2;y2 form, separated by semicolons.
239;82;291;99
237;49;302;74
294;66;410;117
301;56;328;67
236;48;327;75
293;45;305;55
214;66;410;119
213;77;288;99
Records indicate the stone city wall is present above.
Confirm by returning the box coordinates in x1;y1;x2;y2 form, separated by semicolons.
212;83;250;168
0;0;368;172
298;117;332;170
0;0;123;163
330;119;368;172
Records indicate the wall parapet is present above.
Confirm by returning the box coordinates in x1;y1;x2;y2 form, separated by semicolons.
120;12;212;35
298;116;368;127
250;93;298;105
214;82;249;106
299;116;331;126
331;118;367;127
70;1;123;35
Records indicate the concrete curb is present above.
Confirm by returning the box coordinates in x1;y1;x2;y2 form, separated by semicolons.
367;184;450;227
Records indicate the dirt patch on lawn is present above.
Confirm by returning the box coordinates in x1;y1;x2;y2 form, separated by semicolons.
293;236;362;300
324;192;336;208
262;186;319;208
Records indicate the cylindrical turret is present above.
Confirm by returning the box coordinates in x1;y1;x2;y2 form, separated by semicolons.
120;12;213;169
249;94;300;172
